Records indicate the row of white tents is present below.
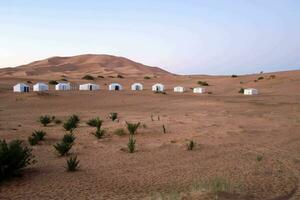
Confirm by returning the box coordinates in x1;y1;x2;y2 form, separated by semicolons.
13;82;258;95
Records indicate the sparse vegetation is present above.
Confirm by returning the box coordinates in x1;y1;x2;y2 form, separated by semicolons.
54;139;73;156
144;76;151;79
49;80;58;85
62;133;76;144
28;135;39;146
82;74;95;80
231;75;238;78
63;115;80;133
117;74;124;78
127;135;136;153
126;122;140;135
29;130;46;144
197;80;209;86
39;115;51;127
66;155;80;172
187;140;195;150
0;140;35;181
114;128;127;136
238;88;244;94
87;117;105;139
109;113;118;121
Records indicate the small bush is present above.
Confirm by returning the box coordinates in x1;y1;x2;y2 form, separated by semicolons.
32;130;46;141
126;122;140;135
63;115;80;133
82;75;95;80
39;115;51;127
66;155;80;172
238;88;244;94
109;113;118;121
49;80;58;85
114;128;127;136
197;81;209;86
187;140;195;150
117;74;124;78
62;133;76;144
144;76;151;79
54;142;73;156
127;135;136;153
28;136;39;146
231;75;238;78
87;117;105;139
0;140;35;181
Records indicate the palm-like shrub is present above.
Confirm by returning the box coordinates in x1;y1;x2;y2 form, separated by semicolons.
109;113;118;121
63;115;80;133
127;135;136;153
32;130;46;141
28;136;39;146
66;155;80;172
87;117;105;139
238;88;244;94
39;115;51;127
187;140;195;151
126;122;140;135
53;142;73;156
0;140;35;181
62;133;76;144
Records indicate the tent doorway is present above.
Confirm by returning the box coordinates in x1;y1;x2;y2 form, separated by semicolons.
89;85;92;91
23;87;29;92
115;85;119;91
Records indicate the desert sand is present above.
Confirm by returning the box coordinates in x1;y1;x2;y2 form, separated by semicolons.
1;55;300;200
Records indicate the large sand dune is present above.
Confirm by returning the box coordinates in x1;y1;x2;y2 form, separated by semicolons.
1;57;300;199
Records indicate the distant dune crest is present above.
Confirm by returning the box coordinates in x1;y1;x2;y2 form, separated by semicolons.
0;54;172;78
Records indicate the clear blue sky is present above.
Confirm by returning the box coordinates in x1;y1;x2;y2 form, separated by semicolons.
0;0;300;75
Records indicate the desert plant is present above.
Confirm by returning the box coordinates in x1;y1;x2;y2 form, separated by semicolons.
82;74;94;80
114;128;127;136
0;140;35;181
87;117;105;139
238;88;244;94
187;140;195;150
126;122;140;135
197;81;209;86
66;155;80;172
127;135;136;153
53;141;73;156
33;130;46;141
28;136;39;146
117;74;124;78
63;115;80;133
39;115;51;127
49;80;58;85
162;124;166;133
144;76;151;79
62;133;76;144
109;113;118;121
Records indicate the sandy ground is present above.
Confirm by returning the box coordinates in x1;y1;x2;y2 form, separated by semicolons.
1;71;300;199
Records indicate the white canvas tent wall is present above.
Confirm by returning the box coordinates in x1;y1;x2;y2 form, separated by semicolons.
193;87;205;94
55;83;71;91
79;83;100;91
109;83;122;91
131;83;143;91
174;86;185;93
244;88;258;95
152;83;165;92
33;83;48;92
13;83;29;93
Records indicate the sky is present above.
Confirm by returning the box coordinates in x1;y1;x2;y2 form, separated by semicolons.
0;0;300;75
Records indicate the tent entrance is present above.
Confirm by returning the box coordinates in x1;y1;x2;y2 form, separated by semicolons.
89;85;92;91
115;85;119;91
23;87;29;92
156;86;159;91
135;85;140;90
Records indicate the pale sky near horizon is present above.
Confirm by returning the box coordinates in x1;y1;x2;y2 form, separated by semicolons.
0;0;300;75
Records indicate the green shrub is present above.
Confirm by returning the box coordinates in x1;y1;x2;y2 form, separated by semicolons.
109;113;118;121
114;128;127;136
66;155;80;172
238;88;244;94
33;130;46;141
87;117;105;139
62;133;76;144
49;80;58;85
54;142;73;156
39;115;51;127
126;122;140;135
127;135;136;153
28;136;39;146
0;140;35;181
144;76;151;79
82;75;95;80
197;81;209;86
187;140;195;150
63;115;80;133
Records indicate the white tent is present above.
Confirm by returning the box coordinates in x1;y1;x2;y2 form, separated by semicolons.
33;83;48;92
131;83;143;91
79;83;100;91
55;83;71;91
109;83;122;91
174;86;185;93
193;87;205;94
13;83;29;93
244;88;258;95
152;83;165;92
